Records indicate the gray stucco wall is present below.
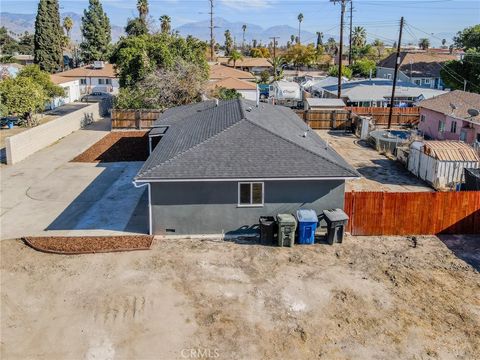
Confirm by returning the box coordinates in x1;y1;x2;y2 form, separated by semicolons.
150;180;345;235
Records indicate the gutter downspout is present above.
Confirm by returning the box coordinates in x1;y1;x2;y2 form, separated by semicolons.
132;181;152;235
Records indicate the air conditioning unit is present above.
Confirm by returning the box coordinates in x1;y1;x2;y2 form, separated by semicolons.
93;61;105;69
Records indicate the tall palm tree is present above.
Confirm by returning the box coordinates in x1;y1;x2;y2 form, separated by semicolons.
297;13;304;44
242;24;247;51
419;38;430;50
352;26;366;48
228;49;243;68
160;15;171;34
137;0;149;22
63;16;73;38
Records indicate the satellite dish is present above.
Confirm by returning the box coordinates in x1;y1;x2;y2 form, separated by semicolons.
467;108;480;117
449;103;457;110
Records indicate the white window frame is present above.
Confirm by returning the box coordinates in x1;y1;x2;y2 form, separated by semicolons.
98;78;105;85
424;78;431;85
80;78;87;85
237;182;264;207
450;121;457;133
105;78;112;85
438;120;445;132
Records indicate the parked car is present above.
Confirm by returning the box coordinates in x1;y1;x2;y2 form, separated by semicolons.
81;92;112;102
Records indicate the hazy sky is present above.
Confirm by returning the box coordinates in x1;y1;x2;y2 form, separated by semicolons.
1;0;479;44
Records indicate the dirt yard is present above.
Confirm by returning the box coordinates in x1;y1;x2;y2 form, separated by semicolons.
316;130;433;192
72;131;149;162
1;235;478;360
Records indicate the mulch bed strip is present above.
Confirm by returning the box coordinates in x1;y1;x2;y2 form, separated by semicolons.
23;235;154;255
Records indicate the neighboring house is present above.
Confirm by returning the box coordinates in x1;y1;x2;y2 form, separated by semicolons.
320;78;447;107
209;64;256;82
269;80;302;108
12;54;34;65
207;77;258;101
48;74;81;109
309;76;348;97
304;98;346;111
0;63;23;78
418;90;480;146
407;140;479;190
54;62;119;94
134;99;359;235
377;51;457;89
218;57;273;74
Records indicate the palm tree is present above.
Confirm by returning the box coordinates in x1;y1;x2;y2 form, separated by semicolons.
224;30;233;55
297;13;304;44
63;16;73;38
352;26;366;48
326;37;337;55
228;49;243;68
419;38;430;50
269;56;285;80
160;15;171;34
242;24;247;51
137;0;149;22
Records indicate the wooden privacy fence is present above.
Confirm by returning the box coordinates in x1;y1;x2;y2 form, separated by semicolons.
344;191;480;235
348;107;420;126
295;110;352;130
111;109;162;129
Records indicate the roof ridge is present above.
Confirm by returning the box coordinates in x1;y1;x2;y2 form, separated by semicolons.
138;101;246;178
244;117;359;177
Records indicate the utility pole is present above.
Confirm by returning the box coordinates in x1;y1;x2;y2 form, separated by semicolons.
270;36;279;79
387;17;404;129
331;0;350;99
209;0;214;61
349;1;353;65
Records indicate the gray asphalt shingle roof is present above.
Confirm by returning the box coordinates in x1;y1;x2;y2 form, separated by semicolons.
135;99;359;181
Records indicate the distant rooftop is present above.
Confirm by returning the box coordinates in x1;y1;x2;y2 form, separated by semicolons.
57;63;117;79
419;90;480;124
209;64;255;81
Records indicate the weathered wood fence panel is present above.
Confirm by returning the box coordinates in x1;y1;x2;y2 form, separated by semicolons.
295;110;352;130
111;109;162;129
348;107;420;126
344;191;480;235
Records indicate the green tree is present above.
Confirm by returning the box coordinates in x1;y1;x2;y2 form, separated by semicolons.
81;0;111;62
284;43;317;70
17;64;64;98
228;49;243;68
326;37;337;55
250;47;270;58
259;70;270;84
125;18;148;37
110;33;208;87
160;15;171;34
137;0;149;24
328;64;352;79
297;13;304;44
34;0;63;73
350;59;376;77
242;24;247;51
453;24;480;51
441;51;480;93
352;26;366;48
418;38;430;50
224;29;233;55
0;27;19;54
216;87;241;100
63;16;74;38
316;32;323;52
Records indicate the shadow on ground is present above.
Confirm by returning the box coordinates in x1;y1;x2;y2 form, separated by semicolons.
438;234;480;271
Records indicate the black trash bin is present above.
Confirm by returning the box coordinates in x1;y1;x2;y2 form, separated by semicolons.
323;209;349;245
259;216;277;245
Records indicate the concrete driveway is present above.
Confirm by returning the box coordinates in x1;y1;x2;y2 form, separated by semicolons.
0;118;148;240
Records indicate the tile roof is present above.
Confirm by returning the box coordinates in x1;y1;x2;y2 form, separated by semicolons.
50;74;78;85
419;90;480;123
423;141;480;162
218;57;273;68
207;77;258;91
56;63;117;79
378;51;457;78
209;64;255;80
136;99;359;181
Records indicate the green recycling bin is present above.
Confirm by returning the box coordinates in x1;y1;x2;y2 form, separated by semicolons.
276;214;297;247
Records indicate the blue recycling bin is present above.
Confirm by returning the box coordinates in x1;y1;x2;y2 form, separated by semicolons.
296;209;318;244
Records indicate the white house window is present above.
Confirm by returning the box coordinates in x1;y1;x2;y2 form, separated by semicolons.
450;121;457;133
80;79;87;85
98;78;105;85
424;79;431;85
238;182;264;207
386;74;392;80
438;120;445;132
105;78;112;85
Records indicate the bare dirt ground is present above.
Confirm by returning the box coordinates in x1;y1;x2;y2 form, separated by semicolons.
316;130;433;192
1;235;479;360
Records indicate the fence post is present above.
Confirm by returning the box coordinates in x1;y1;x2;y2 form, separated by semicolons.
135;110;141;130
332;111;337;129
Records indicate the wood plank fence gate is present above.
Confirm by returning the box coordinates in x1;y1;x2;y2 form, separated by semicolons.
111;109;162;129
344;191;480;235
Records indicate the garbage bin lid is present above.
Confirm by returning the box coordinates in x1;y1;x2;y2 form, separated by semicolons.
296;209;318;223
276;213;296;224
323;209;349;221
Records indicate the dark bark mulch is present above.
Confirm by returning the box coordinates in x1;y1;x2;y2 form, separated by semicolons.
23;236;154;255
72;131;149;162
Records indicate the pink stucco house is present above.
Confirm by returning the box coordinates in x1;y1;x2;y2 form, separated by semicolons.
418;90;480;146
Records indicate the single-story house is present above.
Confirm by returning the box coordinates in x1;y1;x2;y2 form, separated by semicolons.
12;54;34;65
207;77;258;102
134;99;359;235
406;140;479;190
48;74;81;109
304;98;346;111
54;61;119;94
377;51;457;89
218;57;273;74
418;90;480;146
209;64;256;81
320;78;447;107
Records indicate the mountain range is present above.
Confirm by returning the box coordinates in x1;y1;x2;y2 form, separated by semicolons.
0;12;336;46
